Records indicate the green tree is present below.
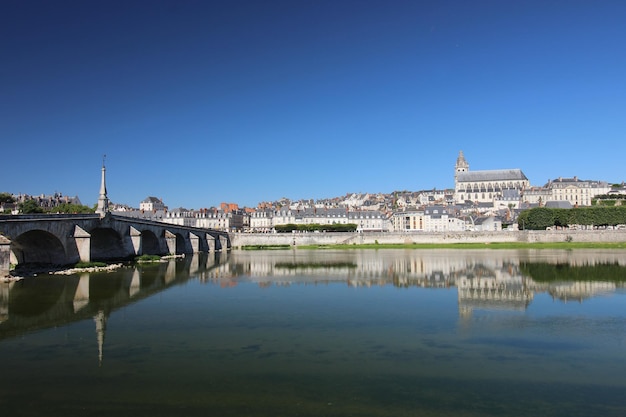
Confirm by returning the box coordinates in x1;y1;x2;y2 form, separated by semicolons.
18;199;44;214
0;192;15;203
519;206;626;229
518;207;554;230
51;203;95;214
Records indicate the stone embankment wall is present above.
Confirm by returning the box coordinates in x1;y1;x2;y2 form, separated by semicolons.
230;230;626;247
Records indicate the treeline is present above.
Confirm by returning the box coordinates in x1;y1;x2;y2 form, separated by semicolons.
1;193;95;214
520;261;626;282
274;223;358;232
11;200;94;214
518;206;626;230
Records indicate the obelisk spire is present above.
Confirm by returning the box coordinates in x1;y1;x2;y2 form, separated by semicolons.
94;310;108;367
96;155;109;216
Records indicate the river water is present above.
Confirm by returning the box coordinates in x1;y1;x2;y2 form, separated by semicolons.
1;249;625;417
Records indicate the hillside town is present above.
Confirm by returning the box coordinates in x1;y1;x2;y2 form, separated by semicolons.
3;151;625;233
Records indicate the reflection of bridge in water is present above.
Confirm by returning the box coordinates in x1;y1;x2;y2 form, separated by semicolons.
2;249;624;365
0;253;228;365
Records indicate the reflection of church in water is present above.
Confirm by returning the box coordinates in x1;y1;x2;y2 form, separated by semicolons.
2;251;624;366
221;250;624;317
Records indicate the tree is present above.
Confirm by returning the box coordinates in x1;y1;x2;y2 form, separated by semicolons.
0;192;15;203
50;203;95;214
18;199;44;214
518;206;626;229
518;207;554;230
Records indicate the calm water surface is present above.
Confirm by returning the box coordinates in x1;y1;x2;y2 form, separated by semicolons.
1;249;625;417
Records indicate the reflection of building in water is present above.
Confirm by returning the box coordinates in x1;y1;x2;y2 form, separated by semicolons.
221;251;626;304
457;261;533;317
224;250;532;292
388;254;461;288
3;251;625;360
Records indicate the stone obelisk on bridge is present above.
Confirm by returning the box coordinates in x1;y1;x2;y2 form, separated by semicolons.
96;155;109;217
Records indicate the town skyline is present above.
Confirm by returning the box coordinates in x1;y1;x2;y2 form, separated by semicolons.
3;156;621;213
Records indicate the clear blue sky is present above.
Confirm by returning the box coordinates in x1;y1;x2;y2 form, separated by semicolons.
2;0;625;209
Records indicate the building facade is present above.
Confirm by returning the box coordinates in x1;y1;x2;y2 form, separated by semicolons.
140;196;167;212
521;177;611;206
546;177;610;207
423;205;466;232
454;151;530;205
390;210;425;232
248;207;389;232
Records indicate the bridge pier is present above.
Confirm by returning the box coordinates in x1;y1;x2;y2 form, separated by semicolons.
130;226;141;257
207;234;216;253
190;233;200;253
0;214;230;270
0;235;10;277
74;226;91;263
218;235;229;252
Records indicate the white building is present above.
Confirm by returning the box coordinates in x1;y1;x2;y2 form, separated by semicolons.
521;177;611;207
473;216;502;231
140;196;166;212
162;207;196;227
249;207;389;232
546;177;610;207
423;205;466;232
390;210;425;232
161;207;244;232
249;209;274;232
195;209;244;232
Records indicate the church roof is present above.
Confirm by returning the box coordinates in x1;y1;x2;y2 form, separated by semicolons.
457;169;528;183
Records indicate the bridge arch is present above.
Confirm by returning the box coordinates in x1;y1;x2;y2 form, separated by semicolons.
9;278;67;317
174;232;188;255
141;230;162;255
10;230;68;266
90;227;128;261
1;214;230;276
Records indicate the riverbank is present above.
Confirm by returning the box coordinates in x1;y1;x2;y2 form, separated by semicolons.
295;241;626;250
231;229;626;248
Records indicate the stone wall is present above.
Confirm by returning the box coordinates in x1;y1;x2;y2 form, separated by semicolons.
230;230;626;247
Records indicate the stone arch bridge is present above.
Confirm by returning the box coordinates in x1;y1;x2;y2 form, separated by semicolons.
0;213;230;276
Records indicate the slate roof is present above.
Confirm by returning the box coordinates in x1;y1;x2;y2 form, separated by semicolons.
457;169;528;182
545;201;573;209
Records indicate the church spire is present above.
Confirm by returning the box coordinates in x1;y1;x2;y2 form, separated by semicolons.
455;150;469;182
96;155;109;216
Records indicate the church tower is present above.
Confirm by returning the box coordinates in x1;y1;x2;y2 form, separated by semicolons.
455;150;469;184
96;156;109;217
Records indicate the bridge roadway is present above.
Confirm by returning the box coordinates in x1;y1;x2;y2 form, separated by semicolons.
0;213;230;276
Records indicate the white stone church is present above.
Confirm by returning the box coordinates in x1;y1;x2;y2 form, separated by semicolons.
454;151;530;205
